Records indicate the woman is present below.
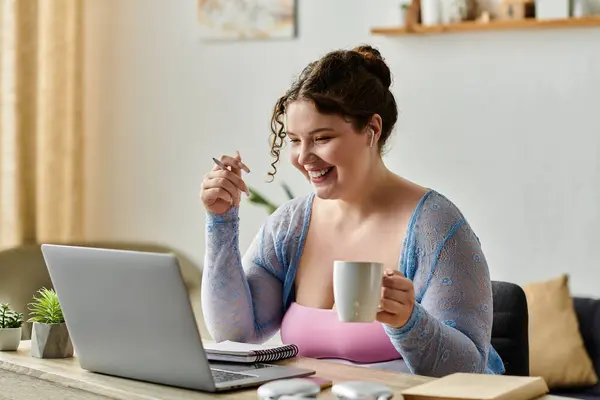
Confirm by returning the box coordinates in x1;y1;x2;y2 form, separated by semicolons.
199;45;505;377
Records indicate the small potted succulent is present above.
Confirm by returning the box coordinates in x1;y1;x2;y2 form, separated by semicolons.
0;303;24;351
28;288;73;358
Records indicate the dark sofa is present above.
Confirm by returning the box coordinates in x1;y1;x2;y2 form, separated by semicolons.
550;296;600;400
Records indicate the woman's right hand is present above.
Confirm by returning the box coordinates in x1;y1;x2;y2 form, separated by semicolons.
200;153;250;215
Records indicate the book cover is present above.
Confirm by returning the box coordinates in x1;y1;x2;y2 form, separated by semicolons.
401;373;549;400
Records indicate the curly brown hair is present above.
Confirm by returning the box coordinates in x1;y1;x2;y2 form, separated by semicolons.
268;45;398;181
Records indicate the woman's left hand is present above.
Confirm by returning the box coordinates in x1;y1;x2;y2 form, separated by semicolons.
376;269;415;329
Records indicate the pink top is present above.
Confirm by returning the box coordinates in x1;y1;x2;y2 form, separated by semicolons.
279;302;402;364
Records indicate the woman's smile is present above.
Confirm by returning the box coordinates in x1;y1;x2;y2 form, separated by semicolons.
307;166;335;184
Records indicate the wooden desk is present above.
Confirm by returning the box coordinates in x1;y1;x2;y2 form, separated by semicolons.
0;341;574;400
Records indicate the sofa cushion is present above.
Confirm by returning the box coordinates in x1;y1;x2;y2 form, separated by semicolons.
551;387;600;400
491;281;529;376
573;297;600;380
523;274;598;389
549;296;600;400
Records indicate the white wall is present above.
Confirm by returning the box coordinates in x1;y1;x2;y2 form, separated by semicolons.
84;0;600;297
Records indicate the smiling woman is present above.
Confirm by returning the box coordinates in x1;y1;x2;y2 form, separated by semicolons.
199;45;506;378
269;46;397;190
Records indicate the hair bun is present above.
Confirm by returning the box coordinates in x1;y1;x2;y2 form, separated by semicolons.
352;45;392;89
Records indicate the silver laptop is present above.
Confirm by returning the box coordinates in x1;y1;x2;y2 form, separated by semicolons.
40;244;315;392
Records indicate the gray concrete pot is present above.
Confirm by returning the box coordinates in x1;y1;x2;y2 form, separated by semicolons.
30;322;73;358
0;327;22;351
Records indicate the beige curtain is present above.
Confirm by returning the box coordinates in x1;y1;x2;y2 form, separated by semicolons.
0;0;84;249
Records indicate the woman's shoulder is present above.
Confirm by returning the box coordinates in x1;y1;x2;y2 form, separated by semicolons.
405;190;484;277
413;190;472;239
262;193;313;233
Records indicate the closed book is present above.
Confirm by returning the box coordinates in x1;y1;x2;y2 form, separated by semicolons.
401;373;549;400
202;341;299;363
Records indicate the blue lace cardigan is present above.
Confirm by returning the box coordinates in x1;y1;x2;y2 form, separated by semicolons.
201;189;505;377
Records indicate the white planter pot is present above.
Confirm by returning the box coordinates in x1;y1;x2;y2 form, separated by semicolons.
536;0;570;19
0;327;22;351
421;0;442;25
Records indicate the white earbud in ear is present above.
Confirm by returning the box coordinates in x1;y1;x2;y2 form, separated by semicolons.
369;128;375;148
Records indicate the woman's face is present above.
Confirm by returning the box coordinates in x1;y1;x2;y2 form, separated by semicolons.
285;100;376;200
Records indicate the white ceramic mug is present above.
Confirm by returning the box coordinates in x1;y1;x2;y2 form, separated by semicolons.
333;261;384;323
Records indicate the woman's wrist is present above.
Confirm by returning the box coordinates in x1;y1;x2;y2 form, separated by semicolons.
383;301;422;339
206;206;239;225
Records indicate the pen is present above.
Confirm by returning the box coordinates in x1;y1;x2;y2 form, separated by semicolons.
212;157;227;170
212;157;250;197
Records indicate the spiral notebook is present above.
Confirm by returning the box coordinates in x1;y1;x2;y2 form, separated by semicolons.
202;341;299;363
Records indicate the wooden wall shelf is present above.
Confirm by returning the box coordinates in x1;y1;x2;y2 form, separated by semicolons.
371;16;600;36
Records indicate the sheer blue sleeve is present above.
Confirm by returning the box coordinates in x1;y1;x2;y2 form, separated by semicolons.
201;206;286;344
384;194;504;377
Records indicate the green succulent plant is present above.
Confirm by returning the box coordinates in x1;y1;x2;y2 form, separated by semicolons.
247;182;295;215
28;288;65;324
0;303;24;329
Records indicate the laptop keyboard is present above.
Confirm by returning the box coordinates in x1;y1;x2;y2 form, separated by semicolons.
211;368;256;383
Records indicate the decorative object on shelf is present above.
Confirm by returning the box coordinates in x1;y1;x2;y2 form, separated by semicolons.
572;0;586;15
0;303;24;351
420;0;442;25
197;0;297;40
405;0;423;30
498;0;535;19
248;182;295;215
465;0;481;19
441;0;470;23
371;15;600;35
28;288;73;359
576;0;600;15
434;0;480;24
478;11;492;22
535;0;569;18
401;2;411;25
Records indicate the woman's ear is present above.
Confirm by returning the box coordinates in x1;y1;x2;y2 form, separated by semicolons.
367;115;383;148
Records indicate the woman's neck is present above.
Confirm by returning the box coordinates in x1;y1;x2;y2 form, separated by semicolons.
331;158;398;223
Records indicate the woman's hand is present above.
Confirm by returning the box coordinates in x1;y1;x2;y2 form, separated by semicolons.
376;269;415;329
200;152;250;215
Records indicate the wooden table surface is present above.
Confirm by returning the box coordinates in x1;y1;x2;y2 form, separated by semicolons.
0;341;574;400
